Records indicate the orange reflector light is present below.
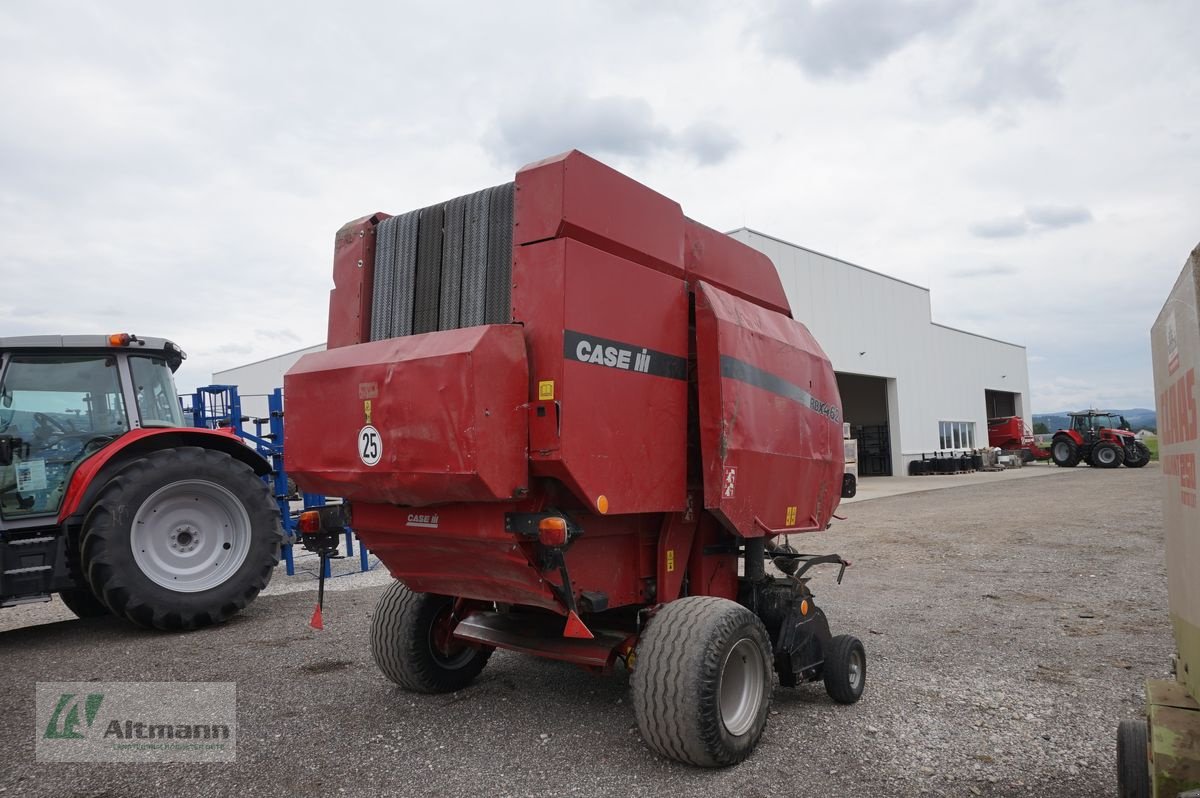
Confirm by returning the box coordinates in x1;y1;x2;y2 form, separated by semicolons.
538;516;569;547
298;510;321;534
799;599;809;616
596;495;609;514
108;333;131;346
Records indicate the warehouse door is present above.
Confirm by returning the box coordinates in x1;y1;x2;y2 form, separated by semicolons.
836;372;893;477
985;389;1019;419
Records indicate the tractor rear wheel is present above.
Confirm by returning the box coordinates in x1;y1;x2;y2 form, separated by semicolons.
80;447;281;630
1124;442;1151;468
631;596;773;767
57;586;110;619
1116;718;1150;798
1051;437;1081;467
370;582;493;693
1092;441;1124;469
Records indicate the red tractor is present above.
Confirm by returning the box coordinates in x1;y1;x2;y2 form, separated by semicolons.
285;151;863;766
1050;410;1151;469
0;334;282;628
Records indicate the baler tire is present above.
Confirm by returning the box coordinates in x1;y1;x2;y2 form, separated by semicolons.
370;582;492;694
823;634;866;705
630;596;773;767
58;586;110;619
1092;441;1124;469
1051;438;1081;468
1116;719;1150;798
1124;442;1151;468
80;447;281;631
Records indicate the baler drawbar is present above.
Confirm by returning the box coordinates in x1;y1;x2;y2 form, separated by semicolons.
284;150;864;767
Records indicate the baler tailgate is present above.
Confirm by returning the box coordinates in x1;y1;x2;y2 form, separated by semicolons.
694;281;844;538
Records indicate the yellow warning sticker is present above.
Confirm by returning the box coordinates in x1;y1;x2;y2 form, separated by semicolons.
538;380;555;400
666;549;675;572
364;399;372;424
785;506;797;526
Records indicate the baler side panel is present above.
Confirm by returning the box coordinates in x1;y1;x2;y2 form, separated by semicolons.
283;325;528;506
695;281;844;538
327;213;388;349
514;238;688;515
515;150;685;279
683;219;792;317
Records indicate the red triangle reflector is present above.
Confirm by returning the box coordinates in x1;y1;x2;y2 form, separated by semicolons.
309;604;324;630
563;610;593;639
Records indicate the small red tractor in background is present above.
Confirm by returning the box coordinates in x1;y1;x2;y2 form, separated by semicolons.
987;416;1051;463
1050;410;1150;469
0;334;283;628
285;150;863;766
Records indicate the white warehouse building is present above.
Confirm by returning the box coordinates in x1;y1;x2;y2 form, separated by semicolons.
214;228;1030;478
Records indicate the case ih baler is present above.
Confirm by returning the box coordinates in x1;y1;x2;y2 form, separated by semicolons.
284;151;863;766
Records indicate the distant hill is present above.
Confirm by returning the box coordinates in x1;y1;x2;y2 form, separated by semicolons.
1033;408;1156;433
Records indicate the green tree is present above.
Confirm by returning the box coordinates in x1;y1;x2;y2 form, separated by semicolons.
1033;422;1049;434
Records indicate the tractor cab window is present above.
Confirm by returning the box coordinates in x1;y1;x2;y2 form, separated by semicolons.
0;356;128;518
1071;415;1090;433
129;356;183;428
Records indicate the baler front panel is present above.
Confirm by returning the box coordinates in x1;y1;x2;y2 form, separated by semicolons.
283;324;528;506
514;233;689;515
695;281;844;538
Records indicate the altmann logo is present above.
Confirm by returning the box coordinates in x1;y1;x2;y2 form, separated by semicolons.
43;692;229;742
44;693;104;740
37;681;237;763
406;513;439;529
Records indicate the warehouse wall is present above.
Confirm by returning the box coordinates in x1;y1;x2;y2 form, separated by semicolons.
730;229;1031;473
211;344;325;419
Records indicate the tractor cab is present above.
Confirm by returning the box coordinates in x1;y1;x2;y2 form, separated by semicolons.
0;334;186;522
1069;410;1133;442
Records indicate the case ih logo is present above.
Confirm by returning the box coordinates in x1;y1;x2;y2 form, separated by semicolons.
563;330;688;381
406;513;440;529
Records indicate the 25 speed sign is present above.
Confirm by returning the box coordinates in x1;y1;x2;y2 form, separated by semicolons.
358;425;382;466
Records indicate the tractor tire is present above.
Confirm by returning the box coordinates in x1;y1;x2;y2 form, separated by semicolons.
1116;719;1150;798
80;447;281;631
823;634;867;704
1092;441;1124;469
1051;437;1081;468
631;596;773;767
57;586;110;619
370;581;492;693
1124;442;1151;469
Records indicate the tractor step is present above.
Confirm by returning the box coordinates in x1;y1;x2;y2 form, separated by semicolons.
453;610;629;669
0;530;64;602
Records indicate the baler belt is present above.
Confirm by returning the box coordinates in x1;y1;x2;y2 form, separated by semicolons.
484;183;514;325
439;196;467;330
371;182;513;341
413;205;445;335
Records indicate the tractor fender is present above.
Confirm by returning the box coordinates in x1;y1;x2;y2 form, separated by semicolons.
1055;430;1083;445
57;428;271;524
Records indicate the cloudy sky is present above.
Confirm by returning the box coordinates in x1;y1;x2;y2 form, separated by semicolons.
1;1;1196;412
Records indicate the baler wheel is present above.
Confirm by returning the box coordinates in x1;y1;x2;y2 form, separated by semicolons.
57;586;110;619
1092;441;1124;469
631;596;773;767
1051;438;1081;468
1115;719;1150;798
823;634;866;705
80;447;282;630
370;582;492;693
1124;442;1151;468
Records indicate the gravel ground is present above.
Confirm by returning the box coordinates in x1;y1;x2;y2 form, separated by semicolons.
0;465;1172;797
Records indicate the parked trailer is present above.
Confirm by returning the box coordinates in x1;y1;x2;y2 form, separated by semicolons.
1119;243;1200;796
284;151;863;766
